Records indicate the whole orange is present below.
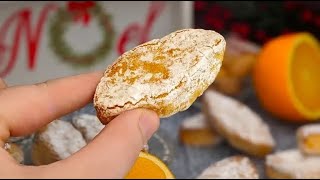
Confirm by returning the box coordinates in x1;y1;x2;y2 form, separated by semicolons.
253;32;320;122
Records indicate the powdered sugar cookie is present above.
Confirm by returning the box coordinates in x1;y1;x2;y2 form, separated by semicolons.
202;90;275;157
4;142;24;164
32;120;86;165
297;124;320;155
179;113;221;146
94;29;225;123
266;149;320;179
197;156;259;179
72;114;105;142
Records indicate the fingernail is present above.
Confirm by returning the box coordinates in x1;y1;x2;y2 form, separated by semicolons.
138;110;159;142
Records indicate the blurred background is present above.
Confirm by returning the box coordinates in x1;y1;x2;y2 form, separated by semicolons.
0;1;319;86
2;1;320;179
0;1;192;85
195;1;320;44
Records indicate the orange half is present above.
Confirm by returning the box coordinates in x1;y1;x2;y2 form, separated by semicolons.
253;32;320;122
125;152;174;179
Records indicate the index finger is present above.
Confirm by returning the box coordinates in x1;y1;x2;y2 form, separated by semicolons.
0;71;103;139
0;78;7;89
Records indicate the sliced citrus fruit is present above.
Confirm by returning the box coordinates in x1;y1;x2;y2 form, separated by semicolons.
253;32;320;122
125;152;174;179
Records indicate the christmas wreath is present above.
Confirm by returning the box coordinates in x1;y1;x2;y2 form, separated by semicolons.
49;2;114;67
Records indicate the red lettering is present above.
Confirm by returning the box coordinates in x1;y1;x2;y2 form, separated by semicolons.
117;2;165;55
67;1;95;26
0;2;165;77
0;4;57;78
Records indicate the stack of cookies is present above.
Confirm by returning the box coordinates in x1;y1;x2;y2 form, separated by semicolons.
210;34;260;96
179;89;275;178
266;124;320;179
180;89;276;155
179;89;320;179
32;114;104;165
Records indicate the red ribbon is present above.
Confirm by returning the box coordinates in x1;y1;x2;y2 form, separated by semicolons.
67;1;95;26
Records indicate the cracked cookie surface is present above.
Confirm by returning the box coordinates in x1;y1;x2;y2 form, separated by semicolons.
94;29;225;123
266;149;320;179
197;156;259;179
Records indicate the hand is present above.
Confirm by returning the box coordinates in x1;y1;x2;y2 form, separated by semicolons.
0;72;160;178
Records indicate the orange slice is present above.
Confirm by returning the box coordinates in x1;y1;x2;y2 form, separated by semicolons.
125;152;174;179
253;32;320;122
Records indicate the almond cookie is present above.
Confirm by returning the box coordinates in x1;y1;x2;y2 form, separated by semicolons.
72;114;105;142
297;124;320;155
32;120;86;165
179;113;221;146
202;90;275;157
197;156;259;179
266;149;320;179
211;68;242;96
94;29;226;123
4;142;24;164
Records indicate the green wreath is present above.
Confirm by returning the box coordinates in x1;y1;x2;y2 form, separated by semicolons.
49;3;114;67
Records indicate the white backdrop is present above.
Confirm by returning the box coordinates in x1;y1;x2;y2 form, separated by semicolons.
0;1;193;86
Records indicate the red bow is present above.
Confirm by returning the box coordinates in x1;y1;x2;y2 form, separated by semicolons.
67;1;95;26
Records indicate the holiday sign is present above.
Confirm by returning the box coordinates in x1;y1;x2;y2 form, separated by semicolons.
0;1;193;85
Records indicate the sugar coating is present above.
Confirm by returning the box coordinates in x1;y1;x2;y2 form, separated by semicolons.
298;124;320;137
197;156;259;179
94;29;226;123
182;113;208;129
266;149;320;178
72;114;105;142
203;90;275;147
38;120;86;159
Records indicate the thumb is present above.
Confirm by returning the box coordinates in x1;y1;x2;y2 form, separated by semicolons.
41;109;160;178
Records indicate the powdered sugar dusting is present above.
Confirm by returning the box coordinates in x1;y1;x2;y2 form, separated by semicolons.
72;114;105;142
204;90;275;146
298;124;320;137
266;149;320;178
38;120;86;159
197;156;259;179
94;29;225;122
182;113;209;129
